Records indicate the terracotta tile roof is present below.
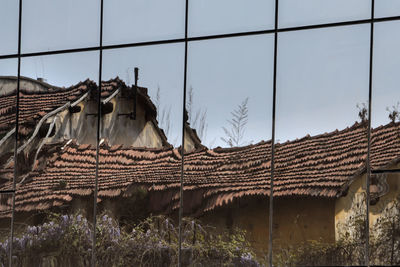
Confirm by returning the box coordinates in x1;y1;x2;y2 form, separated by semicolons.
0;122;399;217
0;79;95;137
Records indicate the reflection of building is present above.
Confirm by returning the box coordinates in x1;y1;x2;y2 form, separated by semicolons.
0;76;400;254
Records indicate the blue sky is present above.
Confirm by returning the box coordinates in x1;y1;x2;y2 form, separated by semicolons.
1;0;400;147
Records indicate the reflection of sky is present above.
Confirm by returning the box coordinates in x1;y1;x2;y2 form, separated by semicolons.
0;1;400;147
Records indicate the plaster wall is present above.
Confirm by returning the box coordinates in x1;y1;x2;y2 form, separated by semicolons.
101;97;163;148
184;129;196;152
201;197;335;255
335;162;400;241
0;77;50;95
44;95;164;148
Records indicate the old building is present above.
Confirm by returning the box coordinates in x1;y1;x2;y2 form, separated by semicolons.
0;76;399;254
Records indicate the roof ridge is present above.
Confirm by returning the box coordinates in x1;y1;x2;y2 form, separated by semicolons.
277;121;366;146
212;140;271;153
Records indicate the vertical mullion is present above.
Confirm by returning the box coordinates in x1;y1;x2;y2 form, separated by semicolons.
178;0;189;266
91;0;104;266
268;0;279;266
366;0;375;266
9;0;23;266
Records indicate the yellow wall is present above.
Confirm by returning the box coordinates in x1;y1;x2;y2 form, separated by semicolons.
335;162;400;240
369;162;400;225
335;173;366;240
201;197;335;255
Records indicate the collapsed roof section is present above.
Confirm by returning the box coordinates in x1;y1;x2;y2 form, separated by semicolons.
0;76;169;142
0;76;207;184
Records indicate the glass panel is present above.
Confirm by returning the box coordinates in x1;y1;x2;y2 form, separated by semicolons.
11;52;99;264
0;59;18;214
279;0;370;28
189;0;274;37
370;21;400;266
183;35;273;265
0;0;19;55
372;21;400;129
103;0;185;45
0;58;18;194
0;59;17;266
274;25;370;266
375;1;400;18
0;193;12;265
21;0;100;53
97;44;184;264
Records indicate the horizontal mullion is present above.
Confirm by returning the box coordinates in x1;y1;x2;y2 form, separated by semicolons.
0;189;15;194
371;169;400;174
0;15;400;60
0;53;18;59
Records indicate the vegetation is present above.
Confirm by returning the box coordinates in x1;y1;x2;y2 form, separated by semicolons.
187;86;208;142
221;97;250;147
356;102;368;123
155;86;172;139
387;102;400;123
0;213;261;267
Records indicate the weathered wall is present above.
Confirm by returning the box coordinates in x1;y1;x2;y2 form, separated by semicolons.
335;173;366;240
335;162;400;240
42;94;165;148
101;96;164;148
47;98;98;145
0;76;50;95
184;128;196;152
370;162;400;226
201;197;335;255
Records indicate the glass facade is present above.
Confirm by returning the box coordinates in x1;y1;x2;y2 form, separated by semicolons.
0;0;399;266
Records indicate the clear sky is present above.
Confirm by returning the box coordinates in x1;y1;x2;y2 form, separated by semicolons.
1;0;400;148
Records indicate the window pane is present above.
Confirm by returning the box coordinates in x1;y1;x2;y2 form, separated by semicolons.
189;0;274;37
0;193;12;264
0;59;18;191
274;25;369;266
9;52;99;264
0;0;19;55
22;0;100;53
372;21;400;129
279;0;370;28
97;44;184;264
103;0;185;45
0;59;17;263
370;21;400;266
375;1;400;18
183;35;273;264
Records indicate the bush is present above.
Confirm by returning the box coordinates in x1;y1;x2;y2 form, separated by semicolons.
0;214;262;267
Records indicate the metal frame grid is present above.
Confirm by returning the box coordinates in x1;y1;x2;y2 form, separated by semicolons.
1;0;400;266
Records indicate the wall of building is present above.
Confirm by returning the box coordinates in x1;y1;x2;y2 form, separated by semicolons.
44;94;165;148
184;129;196;152
201;197;336;256
0;76;50;95
335;163;400;241
369;162;400;224
335;173;366;240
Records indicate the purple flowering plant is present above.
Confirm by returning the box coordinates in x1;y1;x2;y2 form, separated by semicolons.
0;213;261;266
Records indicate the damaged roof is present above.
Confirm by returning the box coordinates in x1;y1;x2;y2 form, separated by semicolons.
0;76;160;137
0;121;399;217
0;78;96;137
